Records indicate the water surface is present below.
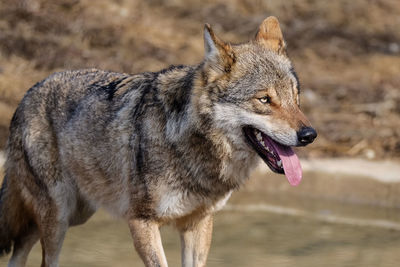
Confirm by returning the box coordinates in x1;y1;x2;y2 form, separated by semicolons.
1;206;400;267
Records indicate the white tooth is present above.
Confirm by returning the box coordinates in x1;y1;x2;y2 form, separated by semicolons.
256;132;262;141
277;160;282;167
261;141;267;148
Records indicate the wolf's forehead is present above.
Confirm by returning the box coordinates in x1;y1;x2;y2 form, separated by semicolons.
218;45;298;102
234;45;292;78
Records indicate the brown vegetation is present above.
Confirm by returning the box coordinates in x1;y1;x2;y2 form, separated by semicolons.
0;0;399;159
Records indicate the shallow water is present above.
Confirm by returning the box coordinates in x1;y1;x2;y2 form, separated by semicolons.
1;204;400;267
2;164;400;266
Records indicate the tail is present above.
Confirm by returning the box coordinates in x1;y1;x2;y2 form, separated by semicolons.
0;172;37;257
0;174;31;257
0;176;13;256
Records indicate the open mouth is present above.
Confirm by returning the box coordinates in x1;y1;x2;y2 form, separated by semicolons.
243;126;302;186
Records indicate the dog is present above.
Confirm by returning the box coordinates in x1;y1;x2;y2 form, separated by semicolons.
0;16;316;267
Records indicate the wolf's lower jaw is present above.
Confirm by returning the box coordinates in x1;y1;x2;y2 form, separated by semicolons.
243;126;285;174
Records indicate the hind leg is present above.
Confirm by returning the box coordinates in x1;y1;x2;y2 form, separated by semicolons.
37;198;95;267
8;227;40;267
38;216;68;267
36;188;71;267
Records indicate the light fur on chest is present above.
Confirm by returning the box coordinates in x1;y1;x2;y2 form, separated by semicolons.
155;185;233;219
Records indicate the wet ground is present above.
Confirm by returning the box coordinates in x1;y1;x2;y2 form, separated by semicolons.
1;189;400;267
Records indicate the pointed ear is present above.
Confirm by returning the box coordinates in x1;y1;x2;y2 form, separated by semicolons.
255;16;286;54
203;24;235;73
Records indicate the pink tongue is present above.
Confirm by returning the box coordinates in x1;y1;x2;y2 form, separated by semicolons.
270;140;302;186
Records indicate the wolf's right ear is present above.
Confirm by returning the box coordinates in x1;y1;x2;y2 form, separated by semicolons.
255;16;286;55
203;24;235;73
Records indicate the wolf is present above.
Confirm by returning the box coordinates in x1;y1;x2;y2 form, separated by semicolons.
0;16;316;267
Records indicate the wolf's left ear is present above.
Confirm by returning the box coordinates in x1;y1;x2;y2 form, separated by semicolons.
255;16;286;55
203;24;235;73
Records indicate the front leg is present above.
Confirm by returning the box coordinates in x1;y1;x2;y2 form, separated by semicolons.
177;214;213;267
128;218;168;267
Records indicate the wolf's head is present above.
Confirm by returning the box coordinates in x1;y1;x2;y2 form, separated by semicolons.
197;17;317;186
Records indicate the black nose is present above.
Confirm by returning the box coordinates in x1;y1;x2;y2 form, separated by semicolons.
297;127;317;146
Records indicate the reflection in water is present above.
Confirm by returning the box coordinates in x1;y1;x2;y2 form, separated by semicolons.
1;207;400;267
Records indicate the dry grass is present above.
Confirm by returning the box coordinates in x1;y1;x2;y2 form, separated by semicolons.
0;0;399;158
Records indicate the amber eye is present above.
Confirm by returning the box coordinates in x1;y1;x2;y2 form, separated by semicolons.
258;96;271;104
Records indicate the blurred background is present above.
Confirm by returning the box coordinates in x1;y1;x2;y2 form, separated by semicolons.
0;0;399;266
